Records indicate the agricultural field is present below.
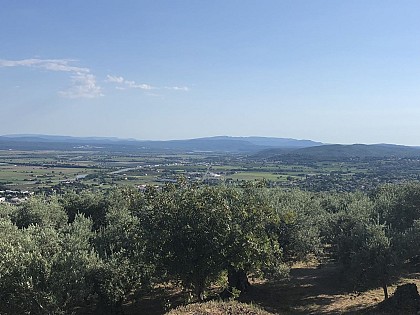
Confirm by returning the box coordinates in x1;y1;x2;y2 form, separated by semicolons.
2;149;420;197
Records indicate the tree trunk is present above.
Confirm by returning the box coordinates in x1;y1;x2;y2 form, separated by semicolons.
382;284;389;300
227;266;250;293
95;296;124;315
194;287;205;301
194;280;205;302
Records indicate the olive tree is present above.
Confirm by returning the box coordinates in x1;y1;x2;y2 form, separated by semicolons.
269;189;325;262
141;184;286;301
0;214;99;314
330;193;398;300
91;205;152;314
12;195;67;229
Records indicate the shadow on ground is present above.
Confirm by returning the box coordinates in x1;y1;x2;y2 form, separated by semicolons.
238;263;380;314
125;261;420;314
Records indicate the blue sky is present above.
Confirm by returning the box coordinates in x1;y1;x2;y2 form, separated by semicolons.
1;1;419;145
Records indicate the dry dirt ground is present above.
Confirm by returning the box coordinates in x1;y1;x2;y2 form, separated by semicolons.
129;262;420;315
239;262;420;315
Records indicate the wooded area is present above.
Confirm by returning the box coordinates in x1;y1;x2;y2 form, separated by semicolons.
1;181;420;314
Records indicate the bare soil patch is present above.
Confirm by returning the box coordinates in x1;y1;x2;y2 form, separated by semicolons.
130;262;420;315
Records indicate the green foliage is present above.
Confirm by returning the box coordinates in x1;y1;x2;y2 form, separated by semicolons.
0;203;15;219
328;188;411;299
394;219;420;261
91;205;152;313
12;195;67;229
269;189;325;262
51;215;100;310
143;185;238;300
371;183;420;263
2;182;420;311
142;184;286;300
374;183;420;233
231;185;286;278
0;215;98;314
322;192;374;257
337;221;396;293
0;218;36;313
60;190;109;229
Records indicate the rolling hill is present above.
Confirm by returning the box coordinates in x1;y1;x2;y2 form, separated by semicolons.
256;144;420;161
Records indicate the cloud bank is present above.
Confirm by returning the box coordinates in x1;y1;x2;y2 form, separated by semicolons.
0;58;103;98
0;58;188;99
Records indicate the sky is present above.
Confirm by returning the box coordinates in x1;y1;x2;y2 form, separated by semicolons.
0;1;419;145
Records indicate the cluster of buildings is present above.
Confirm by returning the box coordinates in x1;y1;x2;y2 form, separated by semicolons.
0;190;33;204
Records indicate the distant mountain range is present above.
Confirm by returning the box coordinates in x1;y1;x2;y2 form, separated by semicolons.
1;134;420;160
255;144;420;161
0;134;322;153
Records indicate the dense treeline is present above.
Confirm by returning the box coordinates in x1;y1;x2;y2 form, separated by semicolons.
1;182;420;314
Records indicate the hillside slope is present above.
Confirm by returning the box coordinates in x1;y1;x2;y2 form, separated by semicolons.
256;144;420;161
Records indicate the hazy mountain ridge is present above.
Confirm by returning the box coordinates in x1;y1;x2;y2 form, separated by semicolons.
257;144;420;161
0;134;321;153
1;134;137;143
1;135;419;158
198;136;323;148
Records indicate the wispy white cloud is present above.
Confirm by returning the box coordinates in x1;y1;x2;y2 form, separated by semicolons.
106;74;189;92
126;81;154;90
59;73;103;99
106;75;125;84
106;74;154;90
0;58;82;72
0;59;188;99
165;86;189;91
0;58;102;99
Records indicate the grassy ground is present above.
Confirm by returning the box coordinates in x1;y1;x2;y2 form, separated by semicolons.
166;301;274;315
